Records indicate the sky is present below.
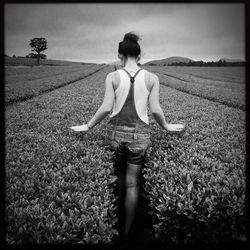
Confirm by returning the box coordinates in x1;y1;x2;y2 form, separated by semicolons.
4;3;245;64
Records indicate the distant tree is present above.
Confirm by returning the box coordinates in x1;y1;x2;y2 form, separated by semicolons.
26;53;33;58
40;54;47;59
197;61;204;66
218;59;223;66
29;38;48;65
12;54;16;58
167;59;244;67
26;53;47;59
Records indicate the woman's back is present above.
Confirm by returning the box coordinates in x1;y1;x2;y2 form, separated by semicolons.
109;68;153;130
112;68;154;95
70;32;185;241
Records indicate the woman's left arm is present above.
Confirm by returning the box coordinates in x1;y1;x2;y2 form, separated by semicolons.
87;72;115;129
70;72;115;132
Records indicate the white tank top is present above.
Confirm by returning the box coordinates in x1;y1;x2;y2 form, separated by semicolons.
109;69;150;124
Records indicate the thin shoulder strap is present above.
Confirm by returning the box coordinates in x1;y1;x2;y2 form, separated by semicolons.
121;68;142;83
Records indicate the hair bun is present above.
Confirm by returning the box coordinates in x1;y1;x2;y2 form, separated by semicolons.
123;32;140;44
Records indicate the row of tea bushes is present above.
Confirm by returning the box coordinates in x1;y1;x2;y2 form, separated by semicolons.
5;66;120;244
5;65;246;244
145;66;245;110
5;63;95;82
142;85;246;243
5;64;106;105
145;65;245;84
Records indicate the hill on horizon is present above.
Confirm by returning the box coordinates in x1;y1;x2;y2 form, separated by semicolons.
144;56;194;66
219;58;244;63
144;56;245;66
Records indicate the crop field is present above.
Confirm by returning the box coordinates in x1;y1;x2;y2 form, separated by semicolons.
5;64;246;244
145;66;245;110
5;57;85;66
5;63;106;105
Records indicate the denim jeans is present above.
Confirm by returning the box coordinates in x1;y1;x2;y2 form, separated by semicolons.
106;124;151;165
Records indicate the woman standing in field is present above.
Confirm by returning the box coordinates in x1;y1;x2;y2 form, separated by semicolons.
70;32;185;243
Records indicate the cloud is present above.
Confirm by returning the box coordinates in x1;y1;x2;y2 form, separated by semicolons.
4;3;245;62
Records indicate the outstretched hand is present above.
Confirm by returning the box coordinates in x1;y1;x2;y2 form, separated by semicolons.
166;123;186;134
69;124;89;132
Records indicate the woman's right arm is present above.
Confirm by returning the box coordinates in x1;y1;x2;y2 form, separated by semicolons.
149;73;185;133
149;73;169;130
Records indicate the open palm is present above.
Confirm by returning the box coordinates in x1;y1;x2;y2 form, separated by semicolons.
167;124;186;133
70;124;89;132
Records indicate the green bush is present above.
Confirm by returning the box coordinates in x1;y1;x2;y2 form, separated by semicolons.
5;64;106;105
6;142;118;244
5;65;246;244
5;67;119;244
145;66;245;110
142;84;246;244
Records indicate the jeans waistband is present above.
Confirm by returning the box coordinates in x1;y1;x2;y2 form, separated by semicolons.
106;128;150;142
107;125;150;141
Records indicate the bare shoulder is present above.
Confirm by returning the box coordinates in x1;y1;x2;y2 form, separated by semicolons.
106;71;118;82
145;70;158;80
106;71;115;79
145;70;159;88
144;70;156;92
149;72;159;83
106;71;120;90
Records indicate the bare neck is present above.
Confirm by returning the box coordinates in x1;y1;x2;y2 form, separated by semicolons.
124;58;140;71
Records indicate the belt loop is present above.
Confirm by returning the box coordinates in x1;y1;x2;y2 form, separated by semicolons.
134;117;139;140
112;115;118;140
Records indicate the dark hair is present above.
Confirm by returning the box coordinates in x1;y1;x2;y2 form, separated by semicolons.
118;32;141;58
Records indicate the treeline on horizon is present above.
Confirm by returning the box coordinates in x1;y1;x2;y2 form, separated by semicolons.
148;60;245;67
